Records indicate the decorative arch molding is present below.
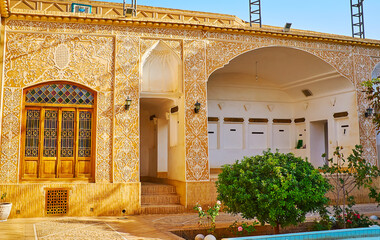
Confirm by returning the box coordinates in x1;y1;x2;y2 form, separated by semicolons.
205;41;377;164
185;39;378;181
206;43;354;85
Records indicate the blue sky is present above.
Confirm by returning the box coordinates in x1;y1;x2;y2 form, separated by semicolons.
109;0;380;40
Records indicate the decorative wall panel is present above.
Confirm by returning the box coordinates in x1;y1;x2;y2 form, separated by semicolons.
1;19;380;184
0;87;22;183
184;40;209;181
1;28;114;183
113;36;140;183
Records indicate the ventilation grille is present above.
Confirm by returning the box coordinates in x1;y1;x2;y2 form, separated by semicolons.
46;189;69;215
302;89;313;97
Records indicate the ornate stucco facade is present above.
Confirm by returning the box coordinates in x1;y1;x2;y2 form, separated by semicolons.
1;0;380;217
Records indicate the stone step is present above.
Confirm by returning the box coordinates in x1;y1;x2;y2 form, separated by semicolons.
141;194;180;205
141;204;185;214
141;183;176;195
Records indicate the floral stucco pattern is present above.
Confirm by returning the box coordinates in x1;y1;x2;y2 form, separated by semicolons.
1;19;379;183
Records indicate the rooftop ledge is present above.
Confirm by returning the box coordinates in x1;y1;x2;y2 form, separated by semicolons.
2;0;380;47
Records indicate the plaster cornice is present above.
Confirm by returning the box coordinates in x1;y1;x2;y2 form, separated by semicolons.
5;0;380;48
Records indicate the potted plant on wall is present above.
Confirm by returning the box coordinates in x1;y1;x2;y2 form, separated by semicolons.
0;193;12;222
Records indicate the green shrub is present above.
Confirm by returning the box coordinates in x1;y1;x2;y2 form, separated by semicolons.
216;150;330;234
193;201;221;234
320;145;380;228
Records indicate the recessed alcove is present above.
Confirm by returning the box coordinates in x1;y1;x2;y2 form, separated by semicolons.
207;46;359;168
141;41;182;94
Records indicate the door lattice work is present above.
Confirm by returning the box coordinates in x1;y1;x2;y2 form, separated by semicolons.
79;111;92;158
61;111;75;158
22;83;95;180
25;110;40;157
43;110;58;158
46;189;69;215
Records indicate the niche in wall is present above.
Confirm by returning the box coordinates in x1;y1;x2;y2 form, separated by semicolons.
142;41;182;93
335;117;350;147
223;121;243;149
208;121;219;149
272;124;291;150
295;123;307;149
248;123;268;149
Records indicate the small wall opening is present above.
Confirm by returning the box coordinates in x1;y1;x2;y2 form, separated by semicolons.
46;188;69;216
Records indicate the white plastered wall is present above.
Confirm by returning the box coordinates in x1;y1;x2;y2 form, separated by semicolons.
207;85;359;168
207;46;359;168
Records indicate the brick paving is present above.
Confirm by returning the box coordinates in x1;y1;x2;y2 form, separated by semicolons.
0;204;379;240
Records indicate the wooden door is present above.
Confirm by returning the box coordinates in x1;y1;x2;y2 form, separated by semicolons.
40;109;59;178
77;110;93;178
22;108;41;178
21;83;95;181
59;109;76;178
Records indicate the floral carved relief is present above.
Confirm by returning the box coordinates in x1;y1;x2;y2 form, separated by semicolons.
140;39;182;60
184;40;209;181
1;29;115;183
113;36;140;183
1;19;380;184
0;88;22;183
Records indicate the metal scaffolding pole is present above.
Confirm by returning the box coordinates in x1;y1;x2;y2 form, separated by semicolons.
351;0;365;39
249;0;262;27
123;0;137;17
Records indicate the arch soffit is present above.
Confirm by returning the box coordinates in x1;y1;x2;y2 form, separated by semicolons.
206;45;354;87
141;40;182;67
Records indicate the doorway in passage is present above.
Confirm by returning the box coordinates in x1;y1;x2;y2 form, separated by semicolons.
310;120;329;167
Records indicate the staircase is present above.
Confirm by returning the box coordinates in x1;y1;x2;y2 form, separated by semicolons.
141;182;185;214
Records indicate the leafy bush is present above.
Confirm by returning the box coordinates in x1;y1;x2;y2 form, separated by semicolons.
311;208;333;231
216;150;330;234
229;220;259;236
335;206;377;228
320;145;380;228
193;201;221;234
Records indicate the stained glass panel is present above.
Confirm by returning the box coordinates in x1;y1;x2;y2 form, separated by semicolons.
25;110;40;157
43;110;58;157
25;84;94;105
79;111;92;158
61;111;75;158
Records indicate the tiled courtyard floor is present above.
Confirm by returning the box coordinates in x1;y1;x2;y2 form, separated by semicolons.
0;204;380;240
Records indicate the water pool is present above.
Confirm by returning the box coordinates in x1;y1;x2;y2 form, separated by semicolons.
222;226;380;240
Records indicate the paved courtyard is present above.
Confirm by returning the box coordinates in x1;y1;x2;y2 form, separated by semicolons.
0;204;380;240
